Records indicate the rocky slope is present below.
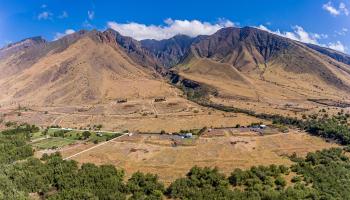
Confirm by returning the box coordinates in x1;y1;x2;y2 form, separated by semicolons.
1;26;350;108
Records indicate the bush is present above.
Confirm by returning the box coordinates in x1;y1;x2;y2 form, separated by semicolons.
82;131;91;139
275;176;286;187
291;176;302;183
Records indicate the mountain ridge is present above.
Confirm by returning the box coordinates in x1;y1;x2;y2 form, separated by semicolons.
1;26;350;108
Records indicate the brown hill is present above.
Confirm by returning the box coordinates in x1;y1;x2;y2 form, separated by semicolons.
172;27;350;111
0;30;175;106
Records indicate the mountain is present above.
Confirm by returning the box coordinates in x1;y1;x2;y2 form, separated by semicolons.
104;29;164;73
0;36;46;58
141;35;195;68
173;27;350;106
306;43;350;65
1;26;350;110
0;30;176;106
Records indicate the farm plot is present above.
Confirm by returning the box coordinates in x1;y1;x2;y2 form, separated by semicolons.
32;137;76;149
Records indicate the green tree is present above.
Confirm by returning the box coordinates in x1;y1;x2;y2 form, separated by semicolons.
82;131;91;139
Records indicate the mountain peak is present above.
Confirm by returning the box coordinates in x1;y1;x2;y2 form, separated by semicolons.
1;36;46;51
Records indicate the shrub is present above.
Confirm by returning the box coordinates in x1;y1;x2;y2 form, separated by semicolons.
275;176;286;187
82;131;91;139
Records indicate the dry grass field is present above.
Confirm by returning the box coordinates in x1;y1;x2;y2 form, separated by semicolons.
56;131;338;184
0;97;264;132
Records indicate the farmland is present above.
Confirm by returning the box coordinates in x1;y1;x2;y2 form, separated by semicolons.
31;137;75;149
57;129;338;184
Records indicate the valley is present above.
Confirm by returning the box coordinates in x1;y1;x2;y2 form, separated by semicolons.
1;25;350;199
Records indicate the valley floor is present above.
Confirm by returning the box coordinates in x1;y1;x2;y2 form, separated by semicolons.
0;96;345;185
35;130;338;184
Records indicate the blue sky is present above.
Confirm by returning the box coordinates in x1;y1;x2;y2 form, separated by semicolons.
0;0;349;53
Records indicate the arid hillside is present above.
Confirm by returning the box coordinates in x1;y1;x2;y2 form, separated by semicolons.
172;27;350;115
0;27;350;118
0;30;177;106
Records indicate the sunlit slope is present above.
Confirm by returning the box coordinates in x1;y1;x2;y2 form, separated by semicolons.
0;33;176;106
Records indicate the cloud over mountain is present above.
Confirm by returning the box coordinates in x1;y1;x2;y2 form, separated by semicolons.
107;18;234;40
53;29;75;40
257;25;346;53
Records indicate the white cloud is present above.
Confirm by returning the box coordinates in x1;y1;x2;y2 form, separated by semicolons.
37;11;53;20
107;18;235;40
335;27;348;36
257;25;347;53
58;11;68;19
53;29;75;40
323;1;349;16
257;25;321;44
323;2;340;16
328;41;347;52
41;4;47;9
256;25;270;32
88;10;95;20
290;26;319;44
339;2;349;15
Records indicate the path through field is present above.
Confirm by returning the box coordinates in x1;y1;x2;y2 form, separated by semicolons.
63;133;128;160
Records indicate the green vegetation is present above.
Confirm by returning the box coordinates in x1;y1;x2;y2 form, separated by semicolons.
32;138;75;149
255;112;350;145
180;84;214;102
0;123;36;164
29;131;45;139
82;131;91;139
44;129;122;144
2;125;350;199
304;114;350;145
175;126;207;136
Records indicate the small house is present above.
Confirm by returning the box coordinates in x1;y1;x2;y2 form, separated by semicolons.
96;132;103;137
117;98;127;103
259;125;267;129
182;133;192;138
154;97;166;102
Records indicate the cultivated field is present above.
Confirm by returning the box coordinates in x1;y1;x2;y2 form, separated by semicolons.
57;130;338;184
32;137;75;149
